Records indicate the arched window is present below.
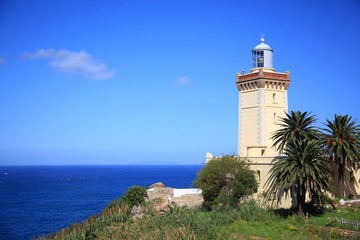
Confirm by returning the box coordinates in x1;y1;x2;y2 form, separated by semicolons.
274;112;276;121
273;93;276;102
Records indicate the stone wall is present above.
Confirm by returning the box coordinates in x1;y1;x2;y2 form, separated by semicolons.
147;182;203;209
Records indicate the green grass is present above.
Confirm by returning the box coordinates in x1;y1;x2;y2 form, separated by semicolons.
309;209;360;231
221;216;304;239
224;213;360;240
41;200;360;240
97;202;360;240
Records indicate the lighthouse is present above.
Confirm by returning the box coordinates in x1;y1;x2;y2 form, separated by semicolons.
236;37;291;157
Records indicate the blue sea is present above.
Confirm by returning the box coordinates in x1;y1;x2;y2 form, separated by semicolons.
0;165;203;240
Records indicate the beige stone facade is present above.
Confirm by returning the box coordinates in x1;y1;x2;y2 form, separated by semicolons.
235;67;293;207
236;68;290;158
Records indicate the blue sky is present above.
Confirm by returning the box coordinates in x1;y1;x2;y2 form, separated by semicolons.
0;0;359;165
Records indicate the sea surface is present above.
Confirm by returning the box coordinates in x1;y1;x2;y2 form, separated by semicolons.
0;165;203;240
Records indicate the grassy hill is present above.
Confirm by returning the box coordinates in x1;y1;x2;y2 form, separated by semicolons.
35;199;360;240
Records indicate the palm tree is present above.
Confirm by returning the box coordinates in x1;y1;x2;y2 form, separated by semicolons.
322;115;360;198
265;138;331;216
271;111;320;153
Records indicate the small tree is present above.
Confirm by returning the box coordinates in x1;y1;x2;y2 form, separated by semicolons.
123;185;148;207
232;168;258;205
194;155;258;207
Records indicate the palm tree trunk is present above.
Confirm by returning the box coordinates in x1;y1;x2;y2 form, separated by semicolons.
297;184;306;217
338;162;345;198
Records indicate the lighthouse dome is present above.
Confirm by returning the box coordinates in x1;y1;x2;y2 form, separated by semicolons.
253;38;273;51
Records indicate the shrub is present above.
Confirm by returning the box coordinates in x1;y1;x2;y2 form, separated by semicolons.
237;200;276;222
232;168;258;205
123;185;148;207
194;155;258;207
161;204;188;215
325;219;337;227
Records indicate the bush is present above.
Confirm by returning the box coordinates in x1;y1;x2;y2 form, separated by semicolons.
123;185;148;207
325;219;337;227
194;155;258;207
232;168;258;205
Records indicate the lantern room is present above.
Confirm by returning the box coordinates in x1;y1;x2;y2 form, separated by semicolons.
252;37;274;70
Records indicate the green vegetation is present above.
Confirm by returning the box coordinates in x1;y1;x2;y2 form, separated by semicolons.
36;178;360;240
193;155;258;208
322;114;360;198
232;167;258;204
34;185;149;240
310;210;360;231
33;205;131;240
268;111;331;216
271;111;320;153
123;185;148;207
267;110;360;216
161;203;188;215
106;185;147;210
266;138;332;216
39;199;360;240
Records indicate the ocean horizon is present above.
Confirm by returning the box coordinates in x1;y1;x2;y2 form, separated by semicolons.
0;165;203;240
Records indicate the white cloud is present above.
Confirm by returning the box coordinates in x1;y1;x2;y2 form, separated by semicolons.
172;76;191;87
21;49;115;80
0;56;6;65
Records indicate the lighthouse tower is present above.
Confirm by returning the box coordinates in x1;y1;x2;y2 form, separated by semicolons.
236;37;291;157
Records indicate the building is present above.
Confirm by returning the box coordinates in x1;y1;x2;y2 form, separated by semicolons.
207;37;360;207
235;37;293;207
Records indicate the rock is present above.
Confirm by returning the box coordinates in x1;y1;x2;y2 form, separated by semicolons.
149;182;166;189
147;183;204;210
131;205;146;219
131;183;204;218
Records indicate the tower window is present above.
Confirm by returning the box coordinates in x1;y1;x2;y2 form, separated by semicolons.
261;149;265;156
273;113;276;121
273;93;276;102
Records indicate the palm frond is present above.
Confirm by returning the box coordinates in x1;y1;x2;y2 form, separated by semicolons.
271;111;320;152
